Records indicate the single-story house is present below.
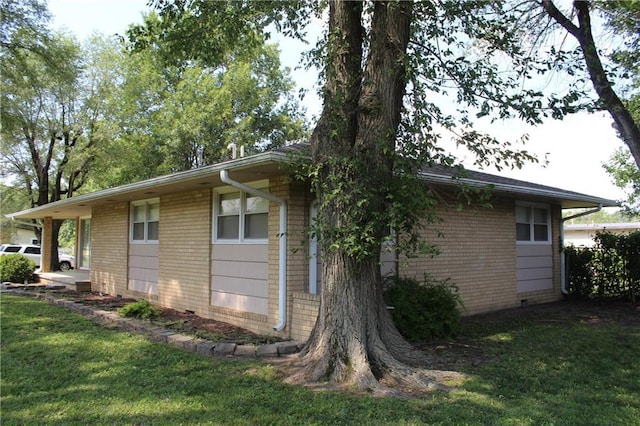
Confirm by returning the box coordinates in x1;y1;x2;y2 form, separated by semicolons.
6;145;616;341
564;222;640;247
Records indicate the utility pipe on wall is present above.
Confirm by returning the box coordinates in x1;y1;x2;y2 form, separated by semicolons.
220;169;288;331
560;204;603;295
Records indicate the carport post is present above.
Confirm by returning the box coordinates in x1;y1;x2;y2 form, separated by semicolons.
41;217;53;272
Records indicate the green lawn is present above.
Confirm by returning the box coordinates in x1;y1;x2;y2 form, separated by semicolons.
1;294;639;425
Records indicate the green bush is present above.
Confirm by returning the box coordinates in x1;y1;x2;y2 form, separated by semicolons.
565;230;640;302
384;275;463;341
118;299;160;320
0;254;36;283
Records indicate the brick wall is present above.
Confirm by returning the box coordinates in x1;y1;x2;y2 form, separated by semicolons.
90;202;129;296
266;176;310;338
291;292;320;341
400;198;520;315
157;189;212;315
399;197;564;315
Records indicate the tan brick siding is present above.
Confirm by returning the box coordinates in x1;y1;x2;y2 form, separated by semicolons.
87;179;564;342
399;197;563;315
266;176;310;338
90;202;129;296
291;292;320;341
157;189;211;315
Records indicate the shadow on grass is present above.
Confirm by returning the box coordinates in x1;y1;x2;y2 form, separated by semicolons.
1;295;639;425
450;302;640;425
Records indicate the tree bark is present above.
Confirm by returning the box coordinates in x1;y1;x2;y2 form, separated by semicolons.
541;0;640;168
289;0;446;392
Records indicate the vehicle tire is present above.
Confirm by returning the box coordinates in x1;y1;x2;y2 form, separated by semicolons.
59;261;71;272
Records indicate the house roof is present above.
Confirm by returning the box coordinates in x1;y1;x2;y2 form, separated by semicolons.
419;164;617;209
6;144;617;220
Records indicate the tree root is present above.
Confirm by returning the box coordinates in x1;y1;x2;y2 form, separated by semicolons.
281;347;468;397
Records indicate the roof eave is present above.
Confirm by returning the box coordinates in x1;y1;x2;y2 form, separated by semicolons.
6;151;290;220
418;172;618;209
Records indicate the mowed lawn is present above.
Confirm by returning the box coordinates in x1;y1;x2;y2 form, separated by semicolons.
1;294;639;425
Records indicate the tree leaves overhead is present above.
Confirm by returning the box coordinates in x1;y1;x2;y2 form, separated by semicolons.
128;1;316;67
111;10;309;179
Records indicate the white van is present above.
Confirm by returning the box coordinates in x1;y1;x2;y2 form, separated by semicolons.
0;244;75;271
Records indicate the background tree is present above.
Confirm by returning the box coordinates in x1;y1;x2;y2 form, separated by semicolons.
540;0;640;166
0;0;53;65
1;28;116;268
600;1;640;212
1;0;63;244
93;13;308;186
501;0;640;169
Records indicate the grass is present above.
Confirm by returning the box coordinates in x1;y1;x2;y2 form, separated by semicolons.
1;294;639;425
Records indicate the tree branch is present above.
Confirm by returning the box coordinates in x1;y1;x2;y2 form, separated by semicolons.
540;0;581;40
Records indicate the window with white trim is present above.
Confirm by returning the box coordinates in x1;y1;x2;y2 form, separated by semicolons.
131;199;159;242
516;203;550;243
214;189;269;241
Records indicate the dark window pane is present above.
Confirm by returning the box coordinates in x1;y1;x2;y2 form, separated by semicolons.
534;224;549;241
516;223;531;241
4;246;20;252
133;223;145;240
147;221;159;240
218;216;239;239
24;247;40;254
245;213;268;239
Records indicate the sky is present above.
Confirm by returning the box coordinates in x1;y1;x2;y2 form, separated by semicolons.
48;0;627;202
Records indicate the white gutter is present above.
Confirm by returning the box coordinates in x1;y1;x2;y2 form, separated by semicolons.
417;171;615;207
6;151;290;220
560;204;603;295
220;169;288;332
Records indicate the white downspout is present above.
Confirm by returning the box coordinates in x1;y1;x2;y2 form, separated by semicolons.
220;169;288;331
560;204;603;295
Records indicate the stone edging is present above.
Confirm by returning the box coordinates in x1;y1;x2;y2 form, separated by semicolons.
2;288;303;359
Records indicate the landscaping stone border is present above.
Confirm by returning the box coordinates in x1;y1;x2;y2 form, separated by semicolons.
1;287;304;359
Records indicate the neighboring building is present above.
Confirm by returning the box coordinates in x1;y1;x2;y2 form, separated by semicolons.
6;146;616;341
0;222;38;245
15;226;39;245
564;222;640;247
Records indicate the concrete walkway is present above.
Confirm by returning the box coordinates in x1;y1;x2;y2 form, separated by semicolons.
37;270;91;291
1;287;303;359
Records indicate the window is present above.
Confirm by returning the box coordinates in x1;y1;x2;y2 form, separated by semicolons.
215;189;269;241
24;246;40;255
131;199;159;242
516;204;550;243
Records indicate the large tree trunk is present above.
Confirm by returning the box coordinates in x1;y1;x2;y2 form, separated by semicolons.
288;0;452;392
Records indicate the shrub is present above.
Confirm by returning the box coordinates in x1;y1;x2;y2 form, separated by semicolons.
118;299;160;320
384;275;463;341
565;245;595;298
565;230;640;302
0;254;36;283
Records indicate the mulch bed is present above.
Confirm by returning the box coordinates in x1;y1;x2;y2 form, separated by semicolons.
46;290;281;345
